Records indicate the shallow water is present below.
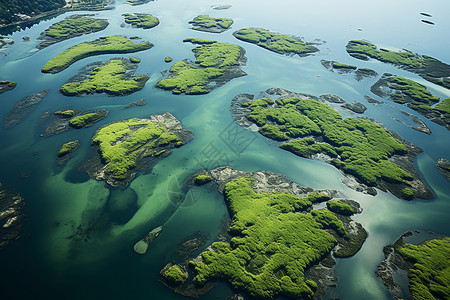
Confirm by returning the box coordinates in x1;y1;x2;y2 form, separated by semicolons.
0;0;449;299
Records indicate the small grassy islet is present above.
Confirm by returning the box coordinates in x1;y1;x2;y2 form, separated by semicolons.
189;15;233;33
38;15;109;49
57;140;80;157
0;80;17;94
123;13;159;29
60;58;149;96
91;117;185;181
156;39;245;95
233;28;319;57
42;35;153;74
69;112;105;128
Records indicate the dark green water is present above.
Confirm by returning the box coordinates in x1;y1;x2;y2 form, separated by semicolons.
0;0;449;299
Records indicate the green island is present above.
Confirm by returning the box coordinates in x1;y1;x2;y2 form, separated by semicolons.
233;28;319;57
85;112;192;188
0;80;17;94
371;74;449;130
57;140;80;158
37;14;109;49
164;56;173;63
188;15;233;33
156;39;246;95
60;58;149;96
162;167;367;299
232;89;432;200
346;40;450;89
377;232;450;300
41;35;153;74
40;109;108;136
321;59;378;81
123;13;159;29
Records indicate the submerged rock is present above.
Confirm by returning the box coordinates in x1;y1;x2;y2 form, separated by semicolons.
0;183;25;250
4;89;49;129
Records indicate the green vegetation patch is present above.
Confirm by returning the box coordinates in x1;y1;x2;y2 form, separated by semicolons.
233;28;319;57
326;200;356;216
194;175;212;185
129;57;141;63
69;112;105;128
156;40;246;95
242;95;419;198
38;15;109;49
0;80;17;94
54;109;76;118
162;265;188;285
42;35;153;74
60;58;149;96
123;13;159;29
91;115;189;182
189;15;233;33
371;74;449;130
57;140;80;158
346;40;450;89
164;56;173;63
331;62;357;70
398;237;450;300
190;177;347;299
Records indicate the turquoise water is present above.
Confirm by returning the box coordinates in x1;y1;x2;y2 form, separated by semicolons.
0;0;449;299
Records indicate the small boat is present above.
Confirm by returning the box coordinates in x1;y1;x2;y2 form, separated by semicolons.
133;226;163;255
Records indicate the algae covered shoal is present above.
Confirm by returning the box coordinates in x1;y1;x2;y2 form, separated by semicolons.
189;15;233;33
233;28;319;57
85;112;192;188
371;73;449;130
41;35;153;74
377;233;450;300
60;58;149;96
156;39;246;95
123;13;160;29
346;40;450;89
233;89;432;200
0;80;17;94
162;167;367;299
37;14;109;49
